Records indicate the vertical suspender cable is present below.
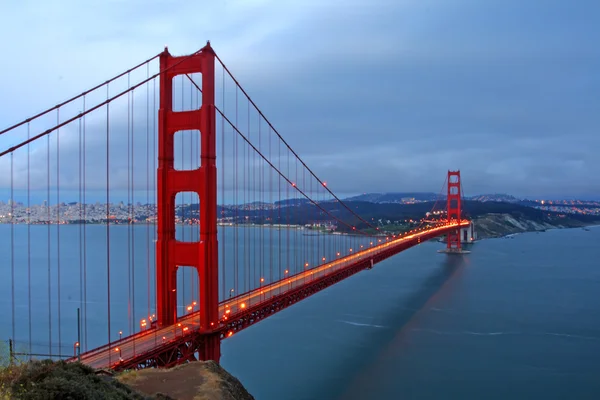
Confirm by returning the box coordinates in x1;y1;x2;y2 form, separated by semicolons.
324;184;326;264
252;102;256;295
10;152;15;353
47;128;52;357
189;78;194;301
295;157;298;275
286;145;290;283
304;168;307;280
316;175;319;270
146;64;151;323
278;134;281;284
82;95;88;351
106;84;112;364
56;108;62;356
152;77;157;318
131;83;136;355
246;100;250;297
78;115;83;356
312;175;315;271
313;174;317;272
221;67;226;302
269;127;273;285
127;73;132;335
258;118;262;286
242;95;247;296
27;122;32;358
196;87;200;302
234;85;239;299
255;105;259;292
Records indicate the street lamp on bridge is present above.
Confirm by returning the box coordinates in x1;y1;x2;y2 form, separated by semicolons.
259;277;265;301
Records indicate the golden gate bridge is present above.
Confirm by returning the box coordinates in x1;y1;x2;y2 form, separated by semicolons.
0;42;470;370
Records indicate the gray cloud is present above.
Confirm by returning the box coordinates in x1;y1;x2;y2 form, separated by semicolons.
1;0;599;201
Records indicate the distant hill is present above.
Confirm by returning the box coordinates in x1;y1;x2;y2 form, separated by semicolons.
344;192;524;204
258;200;597;231
274;198;311;206
344;192;440;203
466;193;520;203
345;192;599;205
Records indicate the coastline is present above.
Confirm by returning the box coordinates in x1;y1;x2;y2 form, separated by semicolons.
3;215;599;242
471;214;600;240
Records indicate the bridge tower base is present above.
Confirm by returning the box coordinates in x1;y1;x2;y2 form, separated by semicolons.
156;42;221;363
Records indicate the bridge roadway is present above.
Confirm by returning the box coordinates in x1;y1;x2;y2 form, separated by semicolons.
74;221;468;370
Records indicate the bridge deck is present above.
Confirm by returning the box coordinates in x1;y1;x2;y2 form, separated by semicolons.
74;222;468;370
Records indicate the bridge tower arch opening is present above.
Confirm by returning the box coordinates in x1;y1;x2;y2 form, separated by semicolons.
156;42;220;362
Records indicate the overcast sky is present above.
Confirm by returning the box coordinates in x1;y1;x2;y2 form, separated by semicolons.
0;0;599;201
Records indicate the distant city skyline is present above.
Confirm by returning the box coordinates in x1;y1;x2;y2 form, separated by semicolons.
2;191;598;225
0;189;598;207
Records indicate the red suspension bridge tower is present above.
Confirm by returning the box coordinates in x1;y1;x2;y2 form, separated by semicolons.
446;170;461;251
441;170;470;254
156;42;221;361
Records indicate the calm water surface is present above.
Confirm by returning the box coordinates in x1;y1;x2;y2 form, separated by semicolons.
1;225;599;399
222;226;600;399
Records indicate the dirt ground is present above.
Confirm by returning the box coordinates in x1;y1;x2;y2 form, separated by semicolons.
117;361;254;400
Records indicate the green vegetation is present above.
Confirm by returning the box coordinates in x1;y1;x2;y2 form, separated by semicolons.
0;360;164;400
0;359;255;399
0;342;9;368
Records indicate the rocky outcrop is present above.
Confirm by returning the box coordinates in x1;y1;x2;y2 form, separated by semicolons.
117;361;254;400
473;213;589;239
0;360;254;400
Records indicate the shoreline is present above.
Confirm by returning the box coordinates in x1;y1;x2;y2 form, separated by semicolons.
472;221;600;241
2;218;599;240
0;222;382;237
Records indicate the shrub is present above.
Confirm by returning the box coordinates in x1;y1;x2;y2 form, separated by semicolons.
1;360;152;399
